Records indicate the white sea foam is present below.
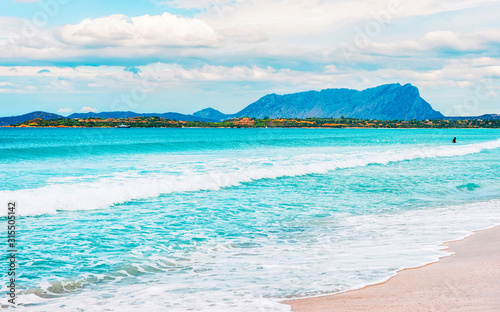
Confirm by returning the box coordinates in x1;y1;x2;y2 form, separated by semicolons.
4;198;500;311
2;139;500;216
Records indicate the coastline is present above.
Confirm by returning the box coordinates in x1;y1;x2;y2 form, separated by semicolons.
3;126;500;129
5;115;500;129
283;225;500;312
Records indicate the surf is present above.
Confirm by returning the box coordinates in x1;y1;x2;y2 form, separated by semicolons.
3;139;500;217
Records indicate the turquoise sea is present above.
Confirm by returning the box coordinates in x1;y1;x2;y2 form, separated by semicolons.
1;128;500;311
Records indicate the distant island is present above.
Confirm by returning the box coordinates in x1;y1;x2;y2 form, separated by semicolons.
7;116;500;129
193;83;444;121
1;83;499;127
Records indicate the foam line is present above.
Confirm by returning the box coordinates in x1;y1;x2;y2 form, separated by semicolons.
2;139;500;216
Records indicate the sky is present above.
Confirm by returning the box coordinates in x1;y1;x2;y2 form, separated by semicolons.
0;0;499;117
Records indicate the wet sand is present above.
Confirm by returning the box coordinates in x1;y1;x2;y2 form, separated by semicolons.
283;226;500;312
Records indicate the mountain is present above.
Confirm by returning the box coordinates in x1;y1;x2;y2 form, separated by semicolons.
193;108;231;121
1;111;217;126
67;111;141;119
5;84;497;125
0;111;63;126
194;83;444;121
68;111;217;122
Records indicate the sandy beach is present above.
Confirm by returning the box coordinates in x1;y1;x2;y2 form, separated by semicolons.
283;226;500;312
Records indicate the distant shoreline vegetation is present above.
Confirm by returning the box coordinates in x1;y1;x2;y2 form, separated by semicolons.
6;116;500;128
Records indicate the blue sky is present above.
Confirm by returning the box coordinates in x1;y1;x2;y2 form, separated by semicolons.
1;0;500;117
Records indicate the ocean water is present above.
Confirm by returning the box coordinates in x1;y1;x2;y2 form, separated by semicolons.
1;128;500;311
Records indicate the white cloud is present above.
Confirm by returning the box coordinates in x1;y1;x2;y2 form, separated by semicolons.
2;58;499;92
57;108;73;113
175;0;497;36
218;25;268;43
56;12;220;48
1;1;499;65
420;29;500;51
324;65;339;73
79;106;98;113
356;28;500;58
471;57;500;67
161;0;240;10
0;59;496;102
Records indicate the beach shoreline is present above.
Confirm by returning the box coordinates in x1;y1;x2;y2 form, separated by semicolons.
283;225;500;312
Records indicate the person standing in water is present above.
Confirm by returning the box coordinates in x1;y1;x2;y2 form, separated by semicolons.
452;137;457;143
